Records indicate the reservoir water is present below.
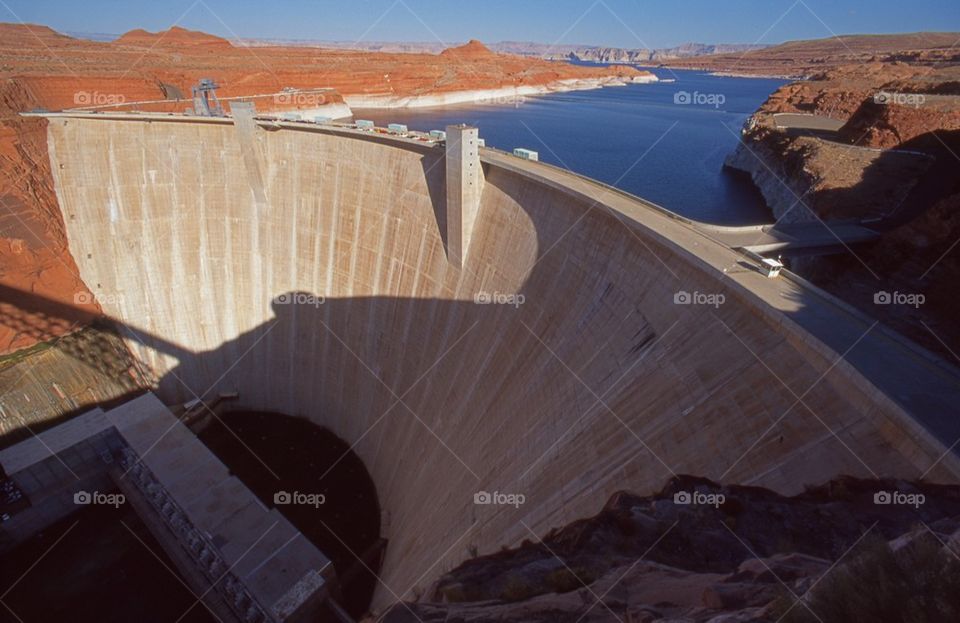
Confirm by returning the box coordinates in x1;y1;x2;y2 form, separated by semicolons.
353;68;787;225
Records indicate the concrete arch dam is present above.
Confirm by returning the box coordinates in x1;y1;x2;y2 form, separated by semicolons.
42;113;960;609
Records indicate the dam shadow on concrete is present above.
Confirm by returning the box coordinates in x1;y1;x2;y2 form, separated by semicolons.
420;149;450;255
0;282;789;592
159;285;960;614
0;286;395;616
0;283;151;447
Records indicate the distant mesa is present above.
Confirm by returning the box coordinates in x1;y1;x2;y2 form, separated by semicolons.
440;39;497;59
113;25;232;48
663;31;960;77
0;23;74;45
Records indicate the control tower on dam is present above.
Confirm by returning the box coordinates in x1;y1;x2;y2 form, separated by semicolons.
39;111;960;609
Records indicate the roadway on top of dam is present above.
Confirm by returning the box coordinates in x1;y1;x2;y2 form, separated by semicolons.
702;221;880;256
31;110;960;454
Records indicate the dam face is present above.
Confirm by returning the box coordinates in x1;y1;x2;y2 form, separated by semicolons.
44;115;957;608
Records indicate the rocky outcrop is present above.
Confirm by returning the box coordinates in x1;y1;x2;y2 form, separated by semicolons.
724;127;934;225
439;39;499;59
566;43;768;64
0;23;75;46
665;32;960;77
723;138;819;224
383;476;960;622
0;79;99;353
113;26;232;48
840;96;960;149
725;56;960;360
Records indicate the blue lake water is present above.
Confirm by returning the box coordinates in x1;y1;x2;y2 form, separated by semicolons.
353;68;787;225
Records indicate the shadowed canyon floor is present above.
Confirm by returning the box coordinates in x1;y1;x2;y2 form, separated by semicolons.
383;476;960;623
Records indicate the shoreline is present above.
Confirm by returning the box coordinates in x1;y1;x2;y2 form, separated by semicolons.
259;101;353;120
53;75;662;121
654;65;802;80
341;75;658;109
707;70;804;80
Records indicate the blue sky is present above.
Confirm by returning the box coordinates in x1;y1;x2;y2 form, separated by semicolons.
4;0;959;48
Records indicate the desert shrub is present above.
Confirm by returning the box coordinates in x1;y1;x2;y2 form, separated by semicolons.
500;576;540;602
826;479;853;501
545;566;597;593
614;511;637;536
439;583;484;603
772;533;797;554
772;534;960;623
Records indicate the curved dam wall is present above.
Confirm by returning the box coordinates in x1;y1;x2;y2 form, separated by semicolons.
44;115;957;608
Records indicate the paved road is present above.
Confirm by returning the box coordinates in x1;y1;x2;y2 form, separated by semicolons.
708;221;880;255
772;113;846;132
